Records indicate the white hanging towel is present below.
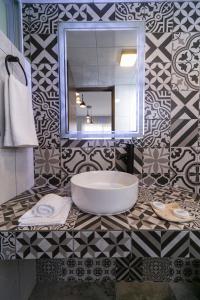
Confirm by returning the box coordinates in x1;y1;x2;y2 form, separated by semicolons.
4;74;38;147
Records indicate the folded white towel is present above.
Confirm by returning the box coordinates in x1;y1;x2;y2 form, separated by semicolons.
4;74;38;147
28;194;68;218
18;195;72;226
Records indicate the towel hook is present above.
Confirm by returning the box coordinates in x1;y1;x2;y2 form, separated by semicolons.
5;55;28;86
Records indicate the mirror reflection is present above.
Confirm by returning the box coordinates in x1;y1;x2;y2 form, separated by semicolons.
61;22;145;139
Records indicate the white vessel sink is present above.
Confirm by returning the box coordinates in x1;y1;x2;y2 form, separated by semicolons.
71;171;139;215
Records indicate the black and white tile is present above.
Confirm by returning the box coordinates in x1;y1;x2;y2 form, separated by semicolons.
190;231;200;259
29;4;59;34
58;4;87;22
87;3;115;21
37;258;116;282
16;231;74;259
32;63;59;93
170;147;200;194
30;34;58;64
145;33;172;64
171;32;200;91
171;258;200;282
23;33;31;60
131;231;161;257
115;147;127;172
116;2;174;32
34;147;61;187
133;148;143;175
143;148;169;174
61;147;115;185
171;120;198;147
116;255;143;282
145;90;171;120
173;2;200;33
74;231;131;258
172;32;200;61
143;119;170;148
0;232;15;260
32;91;60;149
161;231;190;258
171;90;199;119
143;173;170;187
145;63;171;93
142;258;173;282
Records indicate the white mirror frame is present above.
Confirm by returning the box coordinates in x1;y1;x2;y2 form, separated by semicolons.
59;21;145;140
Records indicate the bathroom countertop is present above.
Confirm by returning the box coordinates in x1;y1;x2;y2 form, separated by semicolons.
1;183;200;260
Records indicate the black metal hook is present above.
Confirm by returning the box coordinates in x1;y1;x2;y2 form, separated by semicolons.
5;55;28;86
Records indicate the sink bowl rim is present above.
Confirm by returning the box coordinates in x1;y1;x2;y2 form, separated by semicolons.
70;170;138;190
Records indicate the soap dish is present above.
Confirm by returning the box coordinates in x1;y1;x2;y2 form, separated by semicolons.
150;202;195;223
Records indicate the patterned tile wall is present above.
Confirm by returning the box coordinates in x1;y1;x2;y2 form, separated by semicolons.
22;2;200;193
36;257;200;283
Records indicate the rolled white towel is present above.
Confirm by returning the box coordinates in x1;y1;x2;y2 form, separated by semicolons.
18;197;72;226
32;204;55;217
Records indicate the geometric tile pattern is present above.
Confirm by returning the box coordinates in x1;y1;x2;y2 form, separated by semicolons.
0;232;15;260
171;258;200;282
132;231;161;257
1;184;200;261
173;2;200;33
171;120;198;147
61;147;115;185
58;4;87;22
145;90;171;120
161;231;190;258
30;34;58;64
143;119;170;148
87;3;115;21
171;63;200;92
171;90;199;119
142;173;170;187
22;2;200;196
116;255;143;282
170;147;200;194
32;63;59;93
29;4;59;34
73;231;131;258
32;91;60;148
142;258;173;282
145;33;172;64
143;148;169;174
145;63;171;93
35;257;200;283
16;231;74;259
115;2;174;32
37;258;116;282
190;231;200;259
2;183;199;233
34;147;61;187
171;32;200;91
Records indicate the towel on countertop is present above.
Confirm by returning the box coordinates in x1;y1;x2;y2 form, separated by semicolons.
4;74;38;147
18;194;72;226
31;194;68;218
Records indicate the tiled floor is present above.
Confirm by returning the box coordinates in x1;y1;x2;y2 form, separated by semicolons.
29;282;200;300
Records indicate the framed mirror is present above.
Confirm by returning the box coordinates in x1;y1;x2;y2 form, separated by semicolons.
59;22;145;139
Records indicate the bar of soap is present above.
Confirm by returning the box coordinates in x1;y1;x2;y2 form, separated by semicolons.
152;201;165;211
173;208;190;219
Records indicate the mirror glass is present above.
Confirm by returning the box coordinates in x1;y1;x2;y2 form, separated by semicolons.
60;22;145;139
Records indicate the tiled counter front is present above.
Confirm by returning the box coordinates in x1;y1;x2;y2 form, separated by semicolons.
0;185;200;262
